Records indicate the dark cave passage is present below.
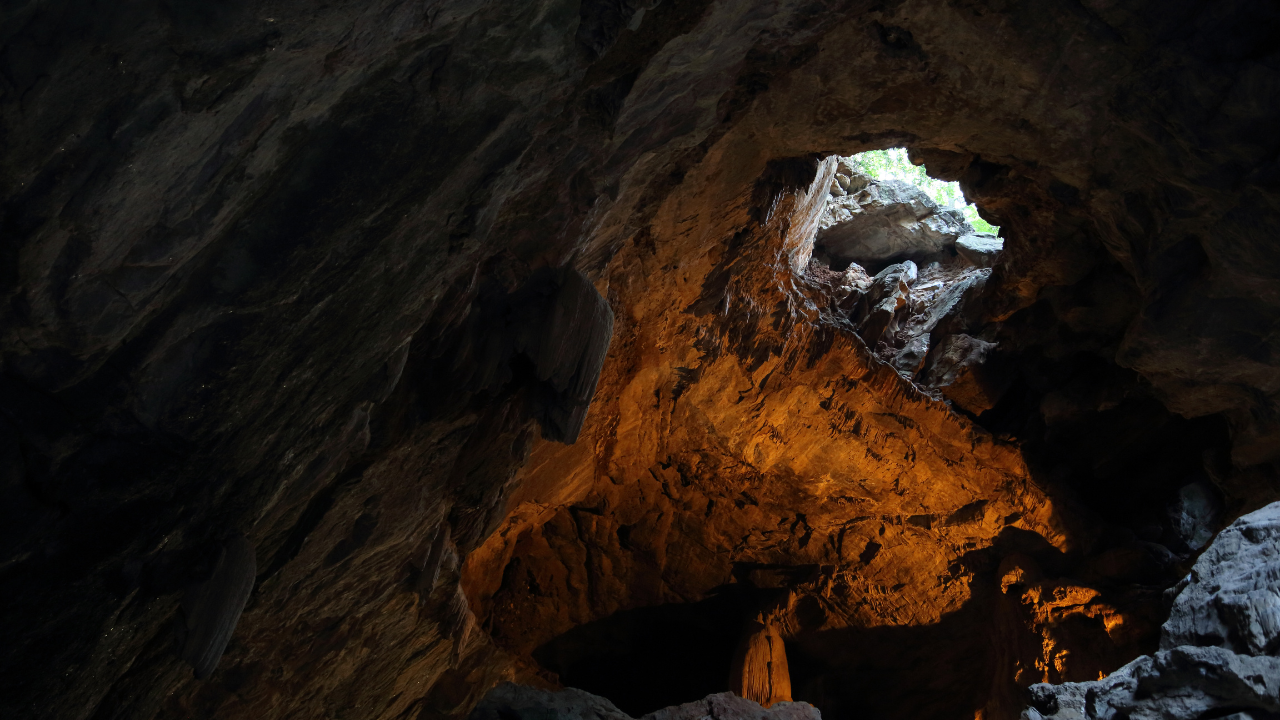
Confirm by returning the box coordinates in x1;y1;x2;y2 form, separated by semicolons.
532;592;744;716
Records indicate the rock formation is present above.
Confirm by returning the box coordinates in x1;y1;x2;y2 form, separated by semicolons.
815;156;973;270
729;618;793;708
1022;501;1280;720
2;1;1279;720
469;683;820;720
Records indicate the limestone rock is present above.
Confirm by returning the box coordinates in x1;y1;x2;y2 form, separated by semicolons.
468;684;821;720
1168;481;1221;552
956;234;1004;268
921;333;1002;414
470;683;631;720
728;621;792;708
816;180;973;266
853;261;917;343
454;266;615;443
5;0;1280;718
648;692;820;720
1160;502;1280;655
1023;647;1280;720
891;333;931;376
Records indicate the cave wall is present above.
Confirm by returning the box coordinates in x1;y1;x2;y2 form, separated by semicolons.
2;1;1279;719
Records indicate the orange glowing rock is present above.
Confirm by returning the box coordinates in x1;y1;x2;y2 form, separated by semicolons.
729;620;792;708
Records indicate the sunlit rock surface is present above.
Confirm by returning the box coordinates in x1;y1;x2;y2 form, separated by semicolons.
815;175;973;268
956;234;1004;269
3;1;1280;719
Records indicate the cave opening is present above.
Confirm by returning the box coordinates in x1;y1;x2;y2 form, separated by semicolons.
800;142;1235;558
811;147;1001;276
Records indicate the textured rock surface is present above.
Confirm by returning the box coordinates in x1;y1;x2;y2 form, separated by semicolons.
178;535;257;679
2;1;1280;720
1023;502;1280;720
956;234;1004;269
816;177;973;268
729;620;793;708
1161;502;1280;656
469;683;821;720
462;159;1175;720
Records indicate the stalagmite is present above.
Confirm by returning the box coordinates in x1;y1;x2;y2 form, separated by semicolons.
729;620;793;708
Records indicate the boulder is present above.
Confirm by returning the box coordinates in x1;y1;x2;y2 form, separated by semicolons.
1161;501;1280;655
1022;502;1280;720
469;684;821;720
920;333;1003;414
955;234;1004;268
816;180;973;266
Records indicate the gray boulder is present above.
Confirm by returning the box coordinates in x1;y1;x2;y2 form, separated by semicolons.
470;684;822;720
816;180;972;266
955;234;1003;268
1161;501;1280;655
1022;502;1280;720
648;692;822;720
470;683;632;720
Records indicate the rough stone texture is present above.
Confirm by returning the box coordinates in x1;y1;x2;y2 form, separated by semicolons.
812;249;1005;415
2;1;1280;720
469;683;821;720
461;160;1172;720
816;178;973;267
1161;502;1280;656
470;683;632;720
956;234;1004;269
648;693;819;720
1023;502;1280;720
729;620;793;707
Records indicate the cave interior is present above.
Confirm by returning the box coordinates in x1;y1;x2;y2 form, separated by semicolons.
2;1;1279;720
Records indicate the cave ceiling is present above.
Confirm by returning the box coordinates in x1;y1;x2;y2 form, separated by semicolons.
2;1;1279;720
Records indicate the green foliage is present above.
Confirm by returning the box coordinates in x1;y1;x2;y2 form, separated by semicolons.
849;148;1000;235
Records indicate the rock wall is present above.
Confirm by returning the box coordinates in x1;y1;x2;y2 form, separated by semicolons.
2;1;1279;719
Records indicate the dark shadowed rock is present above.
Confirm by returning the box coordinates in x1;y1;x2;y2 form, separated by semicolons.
3;0;1280;719
648;692;819;720
469;684;821;720
470;683;632;720
1023;502;1280;720
179;536;256;679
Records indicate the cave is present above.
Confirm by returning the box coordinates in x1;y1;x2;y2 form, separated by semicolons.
3;2;1280;720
